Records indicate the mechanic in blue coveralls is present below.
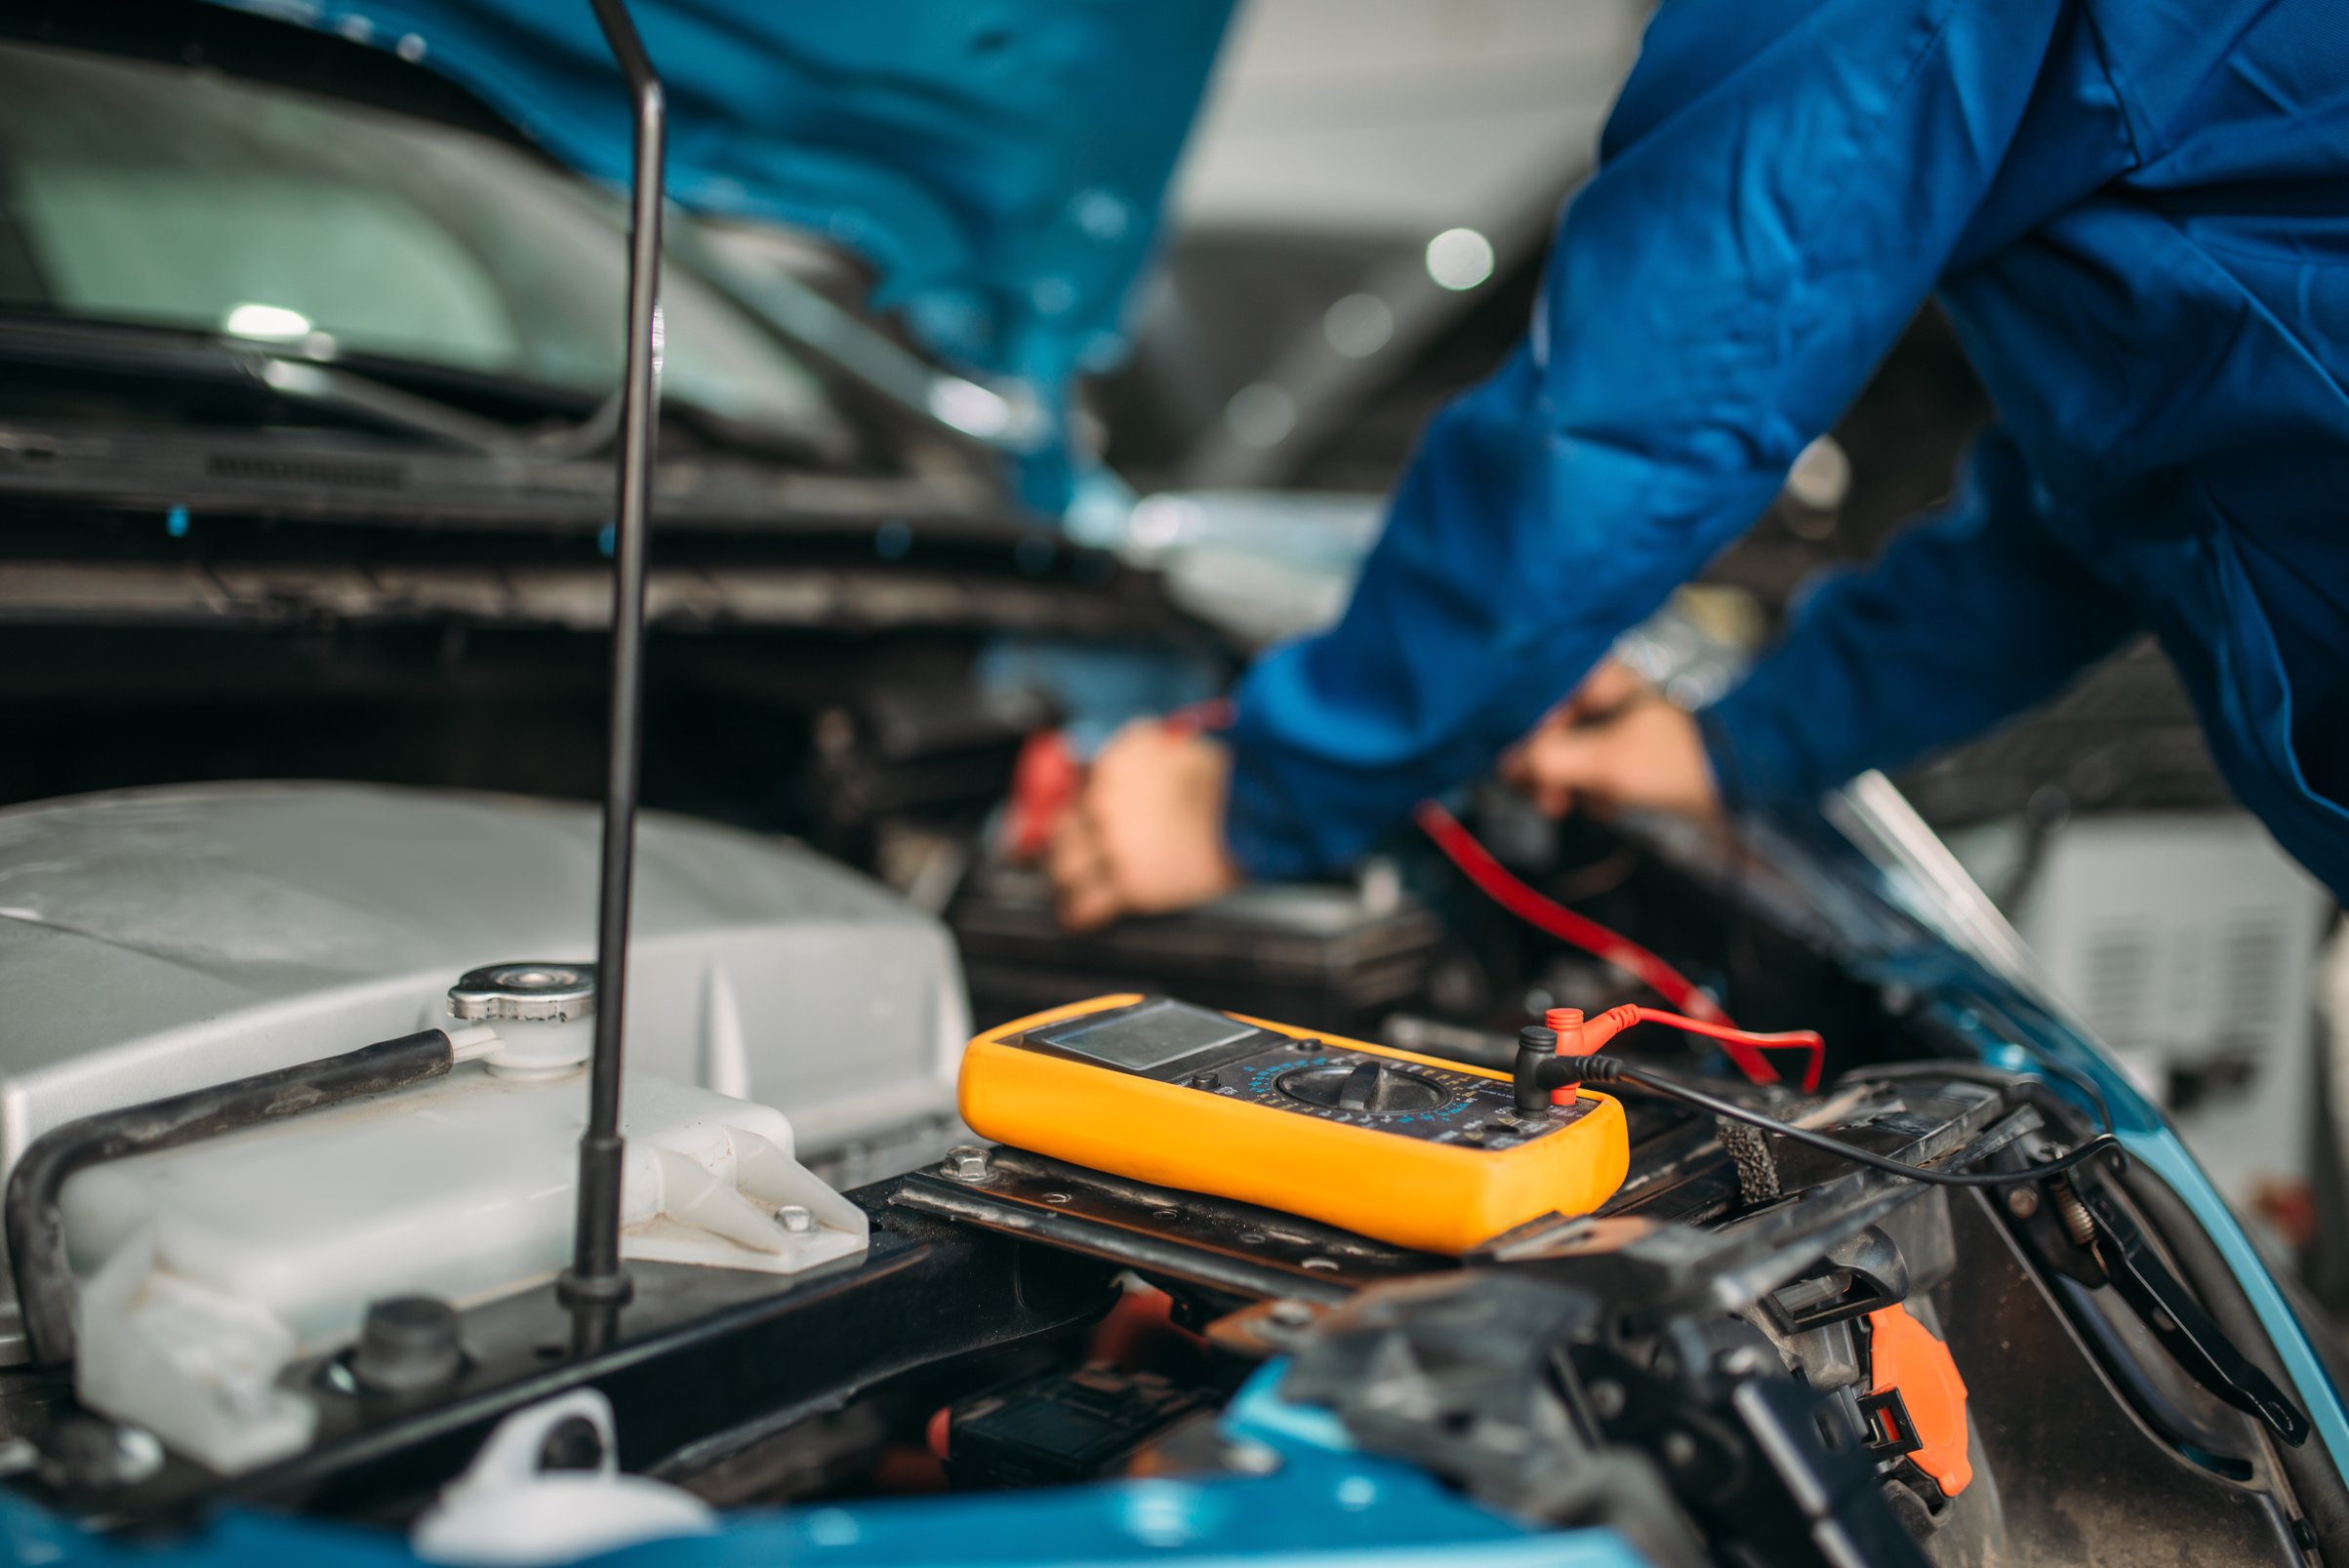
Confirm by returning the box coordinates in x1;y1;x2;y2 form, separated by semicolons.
1047;0;2349;927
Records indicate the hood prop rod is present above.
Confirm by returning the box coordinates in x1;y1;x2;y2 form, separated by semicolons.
563;0;666;1332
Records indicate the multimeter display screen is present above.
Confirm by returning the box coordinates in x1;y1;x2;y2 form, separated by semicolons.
1037;1000;1259;1071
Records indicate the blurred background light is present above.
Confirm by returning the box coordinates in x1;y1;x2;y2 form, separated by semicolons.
1423;227;1494;291
1321;292;1395;358
1224;382;1297;448
223;302;313;339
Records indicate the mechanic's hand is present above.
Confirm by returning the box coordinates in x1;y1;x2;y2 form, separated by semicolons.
1050;720;1242;932
1499;660;1722;821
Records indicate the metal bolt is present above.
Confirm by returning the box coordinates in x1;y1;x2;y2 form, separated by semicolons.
1268;1300;1315;1329
1660;1430;1700;1470
351;1295;463;1395
778;1205;814;1234
944;1146;992;1182
39;1419;162;1491
1587;1380;1627;1420
2005;1186;2041;1220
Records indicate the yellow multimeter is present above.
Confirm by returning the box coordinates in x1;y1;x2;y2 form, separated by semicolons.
957;994;1630;1256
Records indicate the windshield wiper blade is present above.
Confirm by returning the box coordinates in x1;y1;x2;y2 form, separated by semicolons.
669;223;1048;451
0;315;533;455
0;313;840;470
250;355;520;454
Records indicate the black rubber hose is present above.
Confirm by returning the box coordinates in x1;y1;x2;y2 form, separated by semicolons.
4;1029;453;1365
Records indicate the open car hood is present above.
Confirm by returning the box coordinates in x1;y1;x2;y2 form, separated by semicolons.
206;0;1234;397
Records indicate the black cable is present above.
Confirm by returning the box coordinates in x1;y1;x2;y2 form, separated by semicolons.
1557;1055;2125;1188
2024;1048;2115;1137
1871;1050;2114;1139
1989;1012;2118;1135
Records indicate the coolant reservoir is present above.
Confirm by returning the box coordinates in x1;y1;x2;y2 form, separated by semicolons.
58;962;868;1474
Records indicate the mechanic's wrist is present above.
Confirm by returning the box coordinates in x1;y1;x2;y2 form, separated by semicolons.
1218;744;1320;883
1696;681;1810;810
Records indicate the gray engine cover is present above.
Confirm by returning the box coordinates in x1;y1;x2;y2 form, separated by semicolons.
0;782;968;1346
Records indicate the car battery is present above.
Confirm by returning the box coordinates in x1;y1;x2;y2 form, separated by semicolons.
950;867;1442;1036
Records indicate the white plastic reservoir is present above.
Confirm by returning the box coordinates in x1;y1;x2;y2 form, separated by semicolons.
59;1059;867;1474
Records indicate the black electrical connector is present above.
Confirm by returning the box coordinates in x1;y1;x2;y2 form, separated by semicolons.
1514;1024;1563;1111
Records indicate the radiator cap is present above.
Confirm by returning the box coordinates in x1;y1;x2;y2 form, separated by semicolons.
448;963;597;1024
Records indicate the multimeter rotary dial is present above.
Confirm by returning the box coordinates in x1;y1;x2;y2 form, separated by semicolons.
1276;1060;1450;1116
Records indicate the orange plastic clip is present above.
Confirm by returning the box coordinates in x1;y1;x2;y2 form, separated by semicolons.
1865;1303;1972;1497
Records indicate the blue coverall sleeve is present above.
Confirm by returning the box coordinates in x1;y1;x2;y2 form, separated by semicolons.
1702;429;2139;803
1221;0;2072;879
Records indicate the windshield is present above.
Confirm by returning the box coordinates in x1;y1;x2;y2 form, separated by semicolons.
0;40;850;448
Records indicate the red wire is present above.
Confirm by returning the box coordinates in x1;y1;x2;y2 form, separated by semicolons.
1414;800;1729;1023
1412;801;1829;1090
1600;1006;1825;1094
1048;712;1825;1090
